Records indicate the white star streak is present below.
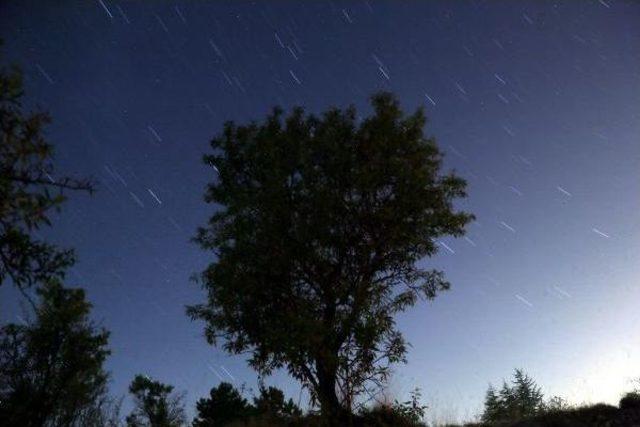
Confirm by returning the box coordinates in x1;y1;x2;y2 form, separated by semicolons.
592;228;610;238
147;189;162;205
556;186;572;197
500;221;516;233
515;294;533;308
438;241;455;254
97;0;113;18
425;93;436;106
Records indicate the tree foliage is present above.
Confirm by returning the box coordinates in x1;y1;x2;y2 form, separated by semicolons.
544;395;572;413
75;394;123;427
481;385;502;424
189;92;473;421
0;280;111;426
192;381;302;426
252;383;303;422
126;374;186;427
619;391;640;411
192;382;253;427
0;52;93;297
481;369;545;424
358;388;427;427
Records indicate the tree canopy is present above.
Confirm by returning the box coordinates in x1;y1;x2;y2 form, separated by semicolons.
481;369;545;424
0;48;109;427
126;374;186;427
192;381;302;426
252;383;303;422
189;92;473;422
0;52;92;298
192;382;252;426
0;279;111;426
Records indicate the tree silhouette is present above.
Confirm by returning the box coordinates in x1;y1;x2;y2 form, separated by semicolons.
193;381;302;426
509;369;544;420
481;385;501;424
76;394;123;427
481;369;545;424
620;392;640;411
126;374;186;427
189;92;473;423
252;383;302;422
192;382;252;426
0;51;93;300
0;280;110;426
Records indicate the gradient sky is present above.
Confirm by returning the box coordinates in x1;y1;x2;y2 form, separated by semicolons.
1;0;639;423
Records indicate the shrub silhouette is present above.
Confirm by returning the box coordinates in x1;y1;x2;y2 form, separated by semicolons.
619;391;640;410
252;384;303;422
193;382;253;426
193;382;302;426
0;280;110;426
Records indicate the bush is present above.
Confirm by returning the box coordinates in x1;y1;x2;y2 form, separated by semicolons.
620;392;640;410
510;403;619;427
357;389;427;427
358;404;425;427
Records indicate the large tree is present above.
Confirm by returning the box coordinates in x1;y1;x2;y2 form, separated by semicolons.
0;52;92;298
0;279;111;426
126;374;186;427
189;92;473;422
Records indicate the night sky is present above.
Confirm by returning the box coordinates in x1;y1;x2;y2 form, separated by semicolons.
1;0;639;422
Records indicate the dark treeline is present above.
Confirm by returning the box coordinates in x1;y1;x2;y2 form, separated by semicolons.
1;53;639;427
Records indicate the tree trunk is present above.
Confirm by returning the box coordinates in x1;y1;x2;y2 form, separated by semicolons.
317;360;348;427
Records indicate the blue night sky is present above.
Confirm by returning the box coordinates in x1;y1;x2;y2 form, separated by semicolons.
1;0;639;423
